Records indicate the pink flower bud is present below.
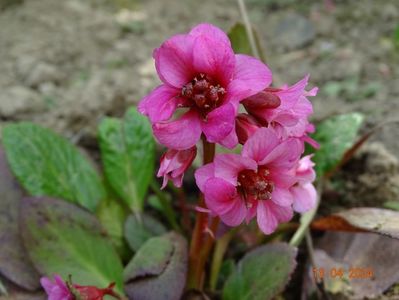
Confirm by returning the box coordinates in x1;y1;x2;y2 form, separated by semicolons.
157;147;197;189
235;114;261;144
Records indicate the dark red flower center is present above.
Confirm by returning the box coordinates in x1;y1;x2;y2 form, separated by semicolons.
238;166;274;201
181;74;225;116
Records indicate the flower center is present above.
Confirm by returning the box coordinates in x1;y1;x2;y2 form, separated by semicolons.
237;166;274;201
181;74;225;116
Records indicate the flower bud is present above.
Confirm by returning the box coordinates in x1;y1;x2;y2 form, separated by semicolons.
235;114;261;144
157;147;197;188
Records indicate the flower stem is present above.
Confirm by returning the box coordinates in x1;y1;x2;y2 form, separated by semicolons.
237;0;261;60
209;228;237;290
187;138;216;290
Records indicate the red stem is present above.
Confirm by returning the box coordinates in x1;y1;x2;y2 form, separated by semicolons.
187;137;218;290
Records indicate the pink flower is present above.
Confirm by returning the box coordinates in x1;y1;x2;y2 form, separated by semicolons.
41;275;73;300
195;128;303;234
157;146;197;188
243;75;319;147
41;275;119;300
291;155;317;213
139;23;272;150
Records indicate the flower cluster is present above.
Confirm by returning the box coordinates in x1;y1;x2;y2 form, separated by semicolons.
139;23;318;234
41;275;119;300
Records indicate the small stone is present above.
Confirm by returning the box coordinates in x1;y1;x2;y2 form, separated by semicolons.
273;13;315;50
25;63;62;87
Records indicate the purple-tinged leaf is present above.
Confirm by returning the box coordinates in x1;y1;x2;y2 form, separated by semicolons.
0;148;40;290
124;232;187;300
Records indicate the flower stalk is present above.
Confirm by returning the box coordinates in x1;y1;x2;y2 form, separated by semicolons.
187;137;216;290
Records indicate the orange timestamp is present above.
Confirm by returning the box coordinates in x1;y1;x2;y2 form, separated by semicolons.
312;267;374;281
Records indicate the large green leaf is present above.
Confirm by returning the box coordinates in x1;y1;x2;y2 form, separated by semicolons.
311;113;364;177
99;107;155;211
2;122;105;212
124;232;187;300
124;213;167;252
223;243;297;300
96;198;131;261
19;197;124;293
0;148;40;290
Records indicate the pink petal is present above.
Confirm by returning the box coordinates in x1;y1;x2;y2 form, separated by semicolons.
219;125;239;149
233;54;272;93
271;187;294;206
204;178;240;216
189;23;231;46
214;154;257;186
276;75;309;110
40;277;55;295
201;103;236;144
269;169;297;188
138;84;181;123
256;201;278;234
242;127;279;163
259;138;303;169
220;196;247;227
153;110;201;150
195;163;215;193
154;34;194;88
291;183;317;213
272;201;294;222
192;35;235;86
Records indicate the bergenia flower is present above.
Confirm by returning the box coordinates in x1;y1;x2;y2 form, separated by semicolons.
195;128;304;234
157;146;197;188
41;275;72;300
242;75;319;147
291;155;317;213
139;23;272;150
41;275;119;300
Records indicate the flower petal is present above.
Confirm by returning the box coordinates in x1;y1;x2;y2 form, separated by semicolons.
276;74;309;110
259;138;303;169
271;187;294;206
189;23;231;46
195;163;215;193
201;103;236;144
153;110;201;150
204;177;241;216
138;85;181;123
220;196;247;227
219;125;239;149
214;153;257;186
292;183;317;213
154;34;194;88
256;201;278;235
192;35;235;86
242;127;279;163
233;54;272;93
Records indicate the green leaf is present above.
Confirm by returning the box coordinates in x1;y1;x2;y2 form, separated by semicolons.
228;23;265;61
2;122;105;212
311;113;364;177
124;213;167;252
20;197;124;294
99;107;155;211
96;198;131;261
223;243;297;300
384;201;399;211
0;148;40;290
124;232;187;300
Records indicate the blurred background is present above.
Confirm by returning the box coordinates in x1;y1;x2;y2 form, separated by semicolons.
0;0;398;207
